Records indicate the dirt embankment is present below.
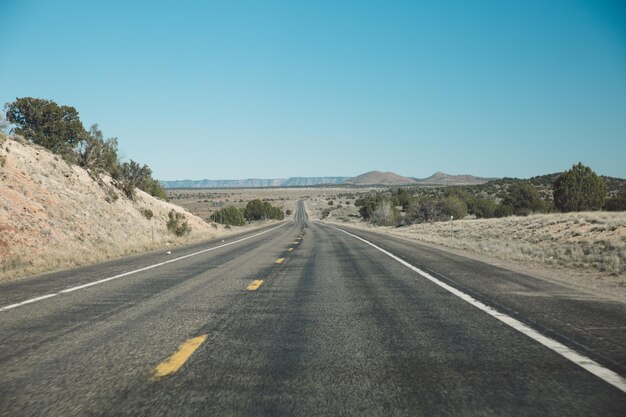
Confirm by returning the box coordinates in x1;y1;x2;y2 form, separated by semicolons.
0;134;270;281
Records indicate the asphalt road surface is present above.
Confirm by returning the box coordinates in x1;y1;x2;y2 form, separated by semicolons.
1;200;625;416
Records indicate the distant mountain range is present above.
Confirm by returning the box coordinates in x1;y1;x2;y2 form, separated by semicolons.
160;177;350;188
160;171;494;188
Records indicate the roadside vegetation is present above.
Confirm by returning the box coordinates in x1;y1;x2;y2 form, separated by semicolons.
209;200;285;226
352;162;618;227
4;97;167;201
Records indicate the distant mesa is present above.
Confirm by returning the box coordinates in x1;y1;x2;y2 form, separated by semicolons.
160;171;495;188
160;177;350;188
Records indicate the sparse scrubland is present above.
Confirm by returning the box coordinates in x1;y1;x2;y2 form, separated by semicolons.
311;168;626;295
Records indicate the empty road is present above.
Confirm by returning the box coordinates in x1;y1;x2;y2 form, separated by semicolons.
1;200;625;416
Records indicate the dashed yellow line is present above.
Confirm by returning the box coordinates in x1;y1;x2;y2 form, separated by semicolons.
247;279;264;291
275;258;285;264
292;241;300;245
287;248;294;252
152;335;207;380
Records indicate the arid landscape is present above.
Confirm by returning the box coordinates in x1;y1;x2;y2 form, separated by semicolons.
2;2;625;415
3;130;624;300
316;197;626;299
0;134;280;281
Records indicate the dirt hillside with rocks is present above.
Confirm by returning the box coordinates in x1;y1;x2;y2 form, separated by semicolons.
0;134;226;281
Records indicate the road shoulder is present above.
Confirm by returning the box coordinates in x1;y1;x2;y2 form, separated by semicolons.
321;219;626;304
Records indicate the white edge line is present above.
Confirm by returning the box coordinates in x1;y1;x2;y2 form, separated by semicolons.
322;223;626;394
0;293;58;312
1;222;288;311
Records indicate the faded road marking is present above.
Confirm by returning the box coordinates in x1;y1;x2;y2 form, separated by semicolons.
247;279;264;291
153;335;208;380
275;258;285;264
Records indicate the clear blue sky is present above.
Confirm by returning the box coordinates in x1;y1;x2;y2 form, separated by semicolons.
1;0;625;180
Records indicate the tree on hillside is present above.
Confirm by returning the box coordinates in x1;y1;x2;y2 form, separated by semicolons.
553;163;607;212
5;97;87;158
116;160;167;200
76;124;120;177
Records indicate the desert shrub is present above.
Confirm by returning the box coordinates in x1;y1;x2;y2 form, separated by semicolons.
244;199;284;221
140;208;153;220
494;204;513;217
443;187;471;203
502;182;547;215
355;192;391;220
320;208;332;219
394;188;412;210
285;209;292;215
117;160;166;200
76;124;120;177
405;197;439;223
604;192;626;211
467;196;497;218
328;200;334;205
0;155;5;168
370;200;401;226
211;206;245;226
166;210;191;236
553;162;607;212
436;196;467;220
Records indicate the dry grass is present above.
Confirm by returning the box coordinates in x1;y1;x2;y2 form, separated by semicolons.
316;198;626;292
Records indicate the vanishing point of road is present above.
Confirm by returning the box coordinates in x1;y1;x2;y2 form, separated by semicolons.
0;201;625;416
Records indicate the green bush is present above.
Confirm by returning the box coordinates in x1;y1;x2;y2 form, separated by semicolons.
211;206;246;226
140;208;153;220
166;210;192;236
494;204;513;218
244;199;284;221
467;196;497;218
285;209;292;215
394;188;412;210
553;163;607;212
5;97;86;159
117;160;166;200
76;124;119;177
604;192;626;211
355;192;390;220
502;182;547;215
436;196;467;220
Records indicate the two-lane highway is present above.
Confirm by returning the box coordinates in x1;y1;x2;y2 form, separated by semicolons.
0;200;624;416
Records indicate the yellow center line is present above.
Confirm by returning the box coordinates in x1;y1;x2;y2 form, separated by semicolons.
287;248;294;252
152;334;208;380
292;242;300;245
247;279;264;291
275;258;285;264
